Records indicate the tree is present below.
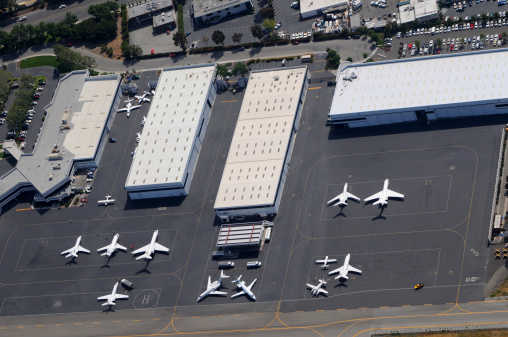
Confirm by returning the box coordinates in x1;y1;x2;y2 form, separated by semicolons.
502;32;508;45
346;57;354;62
212;30;225;45
7;73;35;131
436;38;442;47
362;52;368;59
216;64;230;78
480;33;486;41
54;44;96;71
88;1;119;21
231;62;249;77
250;24;264;40
459;37;465;47
262;18;276;32
173;31;187;49
325;48;341;70
415;39;421;52
232;32;243;44
481;14;488;22
127;44;143;59
259;6;275;19
494;12;500;19
202;35;209;46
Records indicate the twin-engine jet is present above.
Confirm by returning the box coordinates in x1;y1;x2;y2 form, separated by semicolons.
61;236;90;258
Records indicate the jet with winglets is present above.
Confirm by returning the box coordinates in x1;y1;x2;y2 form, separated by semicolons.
61;236;90;258
97;234;127;257
328;254;362;280
131;230;169;260
197;270;230;302
364;179;404;206
231;275;257;301
97;282;129;306
327;183;361;207
117;98;141;114
306;278;328;296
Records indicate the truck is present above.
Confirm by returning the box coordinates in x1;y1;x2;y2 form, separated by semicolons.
212;250;239;260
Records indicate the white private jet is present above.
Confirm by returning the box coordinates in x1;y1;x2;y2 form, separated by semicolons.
141;116;146;126
306;278;328;296
132;230;170;260
97;282;129;307
231;275;257;301
97;234;127;257
315;256;337;270
197;270;230;302
61;236;90;258
328;254;362;280
364;179;404;206
117;98;141;114
327;183;361;207
136;132;141;143
135;92;151;104
98;195;115;206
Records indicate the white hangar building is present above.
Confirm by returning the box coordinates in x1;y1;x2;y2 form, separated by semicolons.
214;66;310;221
125;64;217;199
328;49;508;128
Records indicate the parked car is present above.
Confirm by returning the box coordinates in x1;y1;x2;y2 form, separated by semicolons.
218;261;235;269
109;138;117;143
59;4;66;8
30;101;37;106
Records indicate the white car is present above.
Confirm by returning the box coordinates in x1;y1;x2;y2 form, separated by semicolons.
274;22;282;30
59;4;66;9
379;3;386;7
411;49;415;56
20;16;27;21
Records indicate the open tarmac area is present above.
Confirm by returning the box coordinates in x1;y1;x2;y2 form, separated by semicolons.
0;62;504;335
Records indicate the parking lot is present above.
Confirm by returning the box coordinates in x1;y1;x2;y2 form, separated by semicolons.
442;0;508;20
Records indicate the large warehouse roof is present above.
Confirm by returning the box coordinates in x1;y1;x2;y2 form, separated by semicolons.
300;0;348;15
125;64;215;189
214;67;307;210
330;49;508;116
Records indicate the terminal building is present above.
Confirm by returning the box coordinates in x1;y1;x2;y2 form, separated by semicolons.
214;66;309;221
192;0;253;25
0;71;121;212
125;64;217;199
328;49;508;128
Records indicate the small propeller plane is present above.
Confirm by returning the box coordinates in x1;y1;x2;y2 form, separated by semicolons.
315;256;337;269
307;278;328;297
117;98;141;114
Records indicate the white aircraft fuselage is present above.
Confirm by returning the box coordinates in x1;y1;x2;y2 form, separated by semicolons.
197;271;229;302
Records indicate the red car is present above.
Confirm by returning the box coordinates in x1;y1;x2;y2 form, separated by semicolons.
170;53;177;58
450;44;454;51
32;95;39;100
292;41;300;45
470;23;474;29
67;42;72;47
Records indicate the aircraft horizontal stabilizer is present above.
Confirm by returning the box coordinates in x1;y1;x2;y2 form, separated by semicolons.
102;302;115;306
210;291;227;296
136;254;152;260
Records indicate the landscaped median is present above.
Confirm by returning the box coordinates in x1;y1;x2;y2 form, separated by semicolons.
20;56;60;70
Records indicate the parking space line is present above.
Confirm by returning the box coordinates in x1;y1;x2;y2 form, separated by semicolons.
74;323;82;325
336;308;345;311
94;322;102;324
113;320;122;323
133;320;141;322
36;324;44;327
17;326;24;328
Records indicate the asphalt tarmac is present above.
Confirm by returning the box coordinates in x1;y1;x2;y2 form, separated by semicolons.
0;62;503;336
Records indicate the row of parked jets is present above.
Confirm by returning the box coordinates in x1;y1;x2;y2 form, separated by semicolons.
116;90;153;117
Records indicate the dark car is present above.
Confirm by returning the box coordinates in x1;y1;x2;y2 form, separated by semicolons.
32;95;40;100
238;47;245;51
353;35;361;39
109;138;117;143
38;79;46;85
132;74;140;80
185;31;191;37
6;132;15;139
1;111;7;117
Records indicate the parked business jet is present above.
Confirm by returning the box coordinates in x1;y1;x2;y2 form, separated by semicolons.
197;270;229;302
364;179;404;206
135;91;151;104
327;183;361;207
231;275;257;301
117;98;141;114
97;195;115;206
328;254;362;280
141;116;146;126
61;236;90;258
97;234;127;257
315;256;337;270
97;282;128;306
132;230;170;260
307;278;328;296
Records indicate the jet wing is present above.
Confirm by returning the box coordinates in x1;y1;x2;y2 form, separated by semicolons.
97;295;111;301
316;258;337;263
97;245;108;252
327;193;345;205
131;105;141;110
61;248;72;255
231;290;246;299
346;192;361;201
364;191;382;202
210;291;227;296
78;246;90;254
347;265;362;274
318;289;328;295
154;242;170;252
386;189;404;199
132;244;150;255
328;266;344;276
117;108;128;112
247;279;257;290
115;244;128;251
114;294;129;300
306;284;316;290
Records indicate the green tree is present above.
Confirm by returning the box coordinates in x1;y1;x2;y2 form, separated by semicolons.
127;44;143;59
262;18;276;32
172;31;187;49
415;39;421;52
0;70;13;109
231;63;249;77
436;38;442;47
212;30;225;45
362;52;368;59
232;32;243;44
325;48;341;70
459;37;465;47
216;64;231;78
502;32;508;44
481;14;488;22
88;1;119;21
480;33;486;41
7;73;35;131
346;57;354;62
494;12;500;19
259;6;275;19
250;24;264;40
54;44;96;71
